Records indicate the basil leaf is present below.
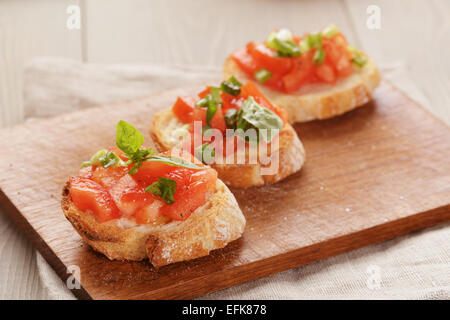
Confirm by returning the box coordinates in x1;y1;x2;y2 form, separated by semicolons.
206;102;218;124
236;97;283;143
299;33;323;54
307;33;323;49
347;46;367;68
81;149;126;168
196;87;221;125
145;177;177;205
116;120;144;155
266;29;300;57
195;143;215;164
322;24;339;38
313;48;326;65
224;108;238;129
221;77;241;96
144;155;205;170
254;68;272;83
227;75;242;87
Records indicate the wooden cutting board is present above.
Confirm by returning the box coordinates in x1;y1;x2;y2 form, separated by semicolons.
0;81;449;300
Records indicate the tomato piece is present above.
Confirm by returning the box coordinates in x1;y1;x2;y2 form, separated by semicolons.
172;96;196;123
192;107;207;126
132;161;176;187
91;166;128;189
323;38;352;77
198;87;211;99
210;105;227;132
240;81;274;109
134;200;164;224
221;92;245;112
78;166;93;178
69;176;120;223
108;174;154;217
160;168;217;221
282;53;314;93
315;63;336;84
250;42;293;75
231;46;260;75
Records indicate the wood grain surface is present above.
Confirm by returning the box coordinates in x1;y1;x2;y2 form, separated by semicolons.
0;81;449;299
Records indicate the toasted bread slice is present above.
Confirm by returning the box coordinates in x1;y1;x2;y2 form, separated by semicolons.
62;179;245;267
151;109;305;188
223;55;380;123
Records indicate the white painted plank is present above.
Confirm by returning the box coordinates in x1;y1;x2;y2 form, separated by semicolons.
0;0;82;300
344;0;450;123
85;0;355;66
0;0;82;128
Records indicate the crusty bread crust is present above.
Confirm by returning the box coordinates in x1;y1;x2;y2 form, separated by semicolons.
62;179;245;267
223;55;381;123
151;109;305;188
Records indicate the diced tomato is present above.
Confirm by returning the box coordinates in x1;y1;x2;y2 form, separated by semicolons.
210;105;227;133
198;87;211;99
78;166;93;178
134;200;164;224
240;81;274;109
108;175;155;217
91;166;128;189
250;42;293;75
69;176;120;223
192;107;207;126
323;38;352;77
231;46;260;75
221;92;245;112
172;96;196;123
282;53;314;93
315;63;336;84
231;30;356;93
132;161;176;187
160;167;217;221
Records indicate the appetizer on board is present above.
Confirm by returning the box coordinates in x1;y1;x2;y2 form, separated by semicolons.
151;79;305;189
61;121;245;267
224;25;380;122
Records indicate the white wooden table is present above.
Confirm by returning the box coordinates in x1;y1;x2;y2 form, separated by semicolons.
0;0;449;299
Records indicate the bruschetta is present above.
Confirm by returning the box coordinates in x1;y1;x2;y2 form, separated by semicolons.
151;80;305;189
224;25;381;122
61;120;246;267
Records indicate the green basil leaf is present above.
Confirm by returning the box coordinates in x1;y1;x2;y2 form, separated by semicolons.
347;45;367;68
322;24;340;38
307;33;323;49
254;68;272;83
313;48;326;65
145;177;177;205
116;120;144;155
266;29;301;57
206;102;218;124
221;77;241;96
227;75;242;87
224;108;238;129
81;149;126;168
236;97;283;143
144;155;205;170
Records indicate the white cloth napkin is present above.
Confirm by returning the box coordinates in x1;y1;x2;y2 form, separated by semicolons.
25;57;449;300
